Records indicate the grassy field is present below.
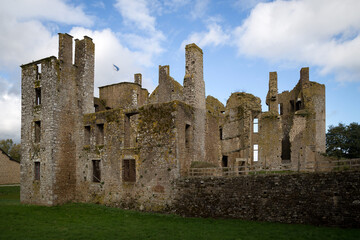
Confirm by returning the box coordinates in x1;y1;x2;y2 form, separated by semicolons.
0;186;359;240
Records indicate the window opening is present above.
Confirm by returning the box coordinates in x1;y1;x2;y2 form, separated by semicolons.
279;103;283;115
281;135;291;160
34;162;40;180
222;156;228;167
123;159;136;182
35;121;41;143
35;88;41;105
296;99;302;111
253;144;258;162
185;124;191;148
253;118;258;133
96;123;104;145
92;160;101;182
37;64;41;80
219;127;223;140
84;126;91;145
124;115;130;147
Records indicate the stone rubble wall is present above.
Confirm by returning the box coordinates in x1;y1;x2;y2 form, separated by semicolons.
174;171;360;228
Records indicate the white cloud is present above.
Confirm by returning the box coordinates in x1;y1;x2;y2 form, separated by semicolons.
0;0;93;142
190;0;210;20
69;27;156;94
0;16;58;68
0;0;93;68
233;0;360;81
0;91;21;142
114;0;156;32
181;22;230;49
113;0;165;78
0;0;93;26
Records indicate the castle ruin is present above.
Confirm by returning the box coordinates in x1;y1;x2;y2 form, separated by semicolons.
21;33;325;209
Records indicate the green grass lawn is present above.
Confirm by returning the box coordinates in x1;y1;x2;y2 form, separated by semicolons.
0;186;359;240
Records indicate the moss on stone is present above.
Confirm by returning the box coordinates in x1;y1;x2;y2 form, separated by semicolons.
226;92;262;114
206;95;225;116
34;80;41;88
295;109;311;116
261;111;279;119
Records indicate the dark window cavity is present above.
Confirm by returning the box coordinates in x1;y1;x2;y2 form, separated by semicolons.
222;156;228;167
123;159;136;182
35;121;41;143
185;124;191;148
92;160;101;182
34;162;40;180
84;126;91;145
35;88;41;105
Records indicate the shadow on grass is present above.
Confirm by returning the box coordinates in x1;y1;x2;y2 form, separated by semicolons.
0;186;359;240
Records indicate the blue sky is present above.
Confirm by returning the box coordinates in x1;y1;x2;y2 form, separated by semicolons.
0;0;360;142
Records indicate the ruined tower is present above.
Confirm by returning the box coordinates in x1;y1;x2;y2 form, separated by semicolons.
20;33;94;205
183;43;206;163
266;71;278;113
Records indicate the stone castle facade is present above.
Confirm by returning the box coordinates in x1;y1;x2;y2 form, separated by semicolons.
21;33;325;208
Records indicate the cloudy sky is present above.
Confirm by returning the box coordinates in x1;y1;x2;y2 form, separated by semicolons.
1;0;360;142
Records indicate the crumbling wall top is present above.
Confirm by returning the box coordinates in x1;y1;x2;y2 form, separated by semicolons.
185;43;203;54
226;92;261;111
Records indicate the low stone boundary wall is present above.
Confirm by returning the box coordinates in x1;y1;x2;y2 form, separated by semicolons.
173;171;360;227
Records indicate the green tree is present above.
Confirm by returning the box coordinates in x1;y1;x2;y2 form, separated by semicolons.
326;122;360;158
0;139;14;154
8;143;21;162
0;139;21;162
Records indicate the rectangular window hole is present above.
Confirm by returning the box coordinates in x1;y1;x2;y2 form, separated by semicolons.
84;126;91;145
35;88;41;105
185;124;191;148
92;160;101;182
253;144;259;162
253;118;258;133
35;121;41;143
123;159;136;182
34;162;40;180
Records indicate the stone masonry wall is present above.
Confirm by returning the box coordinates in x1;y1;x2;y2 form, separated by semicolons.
174;172;360;227
183;44;206;163
0;150;20;184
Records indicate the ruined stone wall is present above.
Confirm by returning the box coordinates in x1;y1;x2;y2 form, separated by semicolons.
52;33;79;205
222;92;261;167
277;68;325;168
148;66;184;105
259;71;282;167
183;44;206;163
21;56;59;205
259;112;282;167
173;172;360;227
75;36;94;115
205;114;222;167
266;72;278;112
21;33;94;205
204;96;225;167
77;101;192;210
99;82;148;110
301;80;326;153
0;150;20;184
